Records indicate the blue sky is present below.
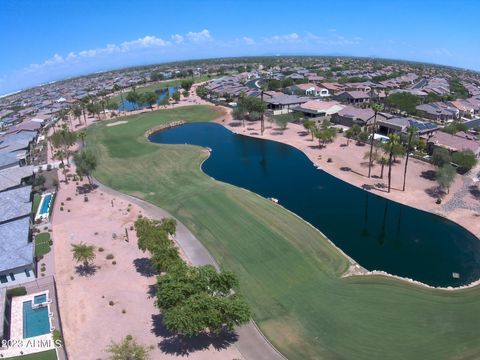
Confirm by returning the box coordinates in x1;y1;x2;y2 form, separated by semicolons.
1;0;479;95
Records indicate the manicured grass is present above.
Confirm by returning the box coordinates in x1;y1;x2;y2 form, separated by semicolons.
87;105;480;360
7;350;57;360
35;233;51;257
32;193;42;215
110;74;215;102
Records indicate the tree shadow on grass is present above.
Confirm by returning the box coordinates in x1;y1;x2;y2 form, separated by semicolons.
74;263;97;277
133;257;157;277
151;314;239;356
421;170;437;181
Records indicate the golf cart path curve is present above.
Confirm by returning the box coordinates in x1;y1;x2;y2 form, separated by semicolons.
94;180;287;360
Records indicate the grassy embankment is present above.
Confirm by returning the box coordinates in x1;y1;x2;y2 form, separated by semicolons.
87;105;480;360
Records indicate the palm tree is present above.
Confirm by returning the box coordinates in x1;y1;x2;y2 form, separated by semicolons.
80;96;91;125
378;156;388;179
345;128;354;146
384;134;402;193
72;105;82;126
71;242;96;267
78;130;87;148
260;83;268;135
402;126;418;191
367;103;384;178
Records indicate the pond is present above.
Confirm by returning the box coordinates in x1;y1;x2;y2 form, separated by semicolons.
119;86;177;112
149;122;480;287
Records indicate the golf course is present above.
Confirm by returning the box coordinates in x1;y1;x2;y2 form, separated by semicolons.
87;105;480;360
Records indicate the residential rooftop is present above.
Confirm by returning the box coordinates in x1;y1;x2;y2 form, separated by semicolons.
0;217;33;273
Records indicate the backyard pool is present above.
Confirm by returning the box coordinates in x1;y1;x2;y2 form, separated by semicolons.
23;300;50;338
35;193;54;221
34;294;47;305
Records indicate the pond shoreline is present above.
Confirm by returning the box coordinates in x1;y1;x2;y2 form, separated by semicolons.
150;118;480;291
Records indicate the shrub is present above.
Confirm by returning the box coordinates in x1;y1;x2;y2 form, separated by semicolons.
7;287;27;297
98;247;104;252
112;261;117;265
436;198;442;204
122;309;126;314
106;254;114;260
60;207;64;211
66;197;72;201
327;158;333;163
452;149;477;173
52;329;63;344
432;148;451;167
109;301;114;306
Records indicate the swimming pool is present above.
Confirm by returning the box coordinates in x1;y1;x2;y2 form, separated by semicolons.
34;294;47;305
23;300;50;338
35;192;54;221
39;194;52;215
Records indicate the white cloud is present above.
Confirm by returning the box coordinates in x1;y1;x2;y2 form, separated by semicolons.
267;33;300;43
242;37;255;45
186;29;212;42
328;29;337;32
172;34;184;44
24;35;171;73
119;35;170;52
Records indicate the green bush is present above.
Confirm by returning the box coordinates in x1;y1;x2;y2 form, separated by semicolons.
7;287;27;297
452;149;477;173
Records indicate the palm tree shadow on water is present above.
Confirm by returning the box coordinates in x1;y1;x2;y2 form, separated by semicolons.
361;192;369;237
151;314;239;356
378;200;389;246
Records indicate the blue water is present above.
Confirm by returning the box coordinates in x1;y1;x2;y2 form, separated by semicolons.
39;194;52;215
34;294;47;304
119;86;177;112
150;122;480;287
23;301;50;338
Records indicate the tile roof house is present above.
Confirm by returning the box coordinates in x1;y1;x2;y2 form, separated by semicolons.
0;186;32;223
335;91;370;104
416;102;459;122
0;165;34;192
331;106;387;127
0;185;34;288
264;94;310;115
293;100;345;119
287;83;330;97
318;82;345;95
377;117;440;135
427;131;480;154
0;217;34;287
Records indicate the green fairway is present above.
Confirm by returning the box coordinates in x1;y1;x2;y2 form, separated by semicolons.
87;105;480;360
7;350;57;360
110;74;214;102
